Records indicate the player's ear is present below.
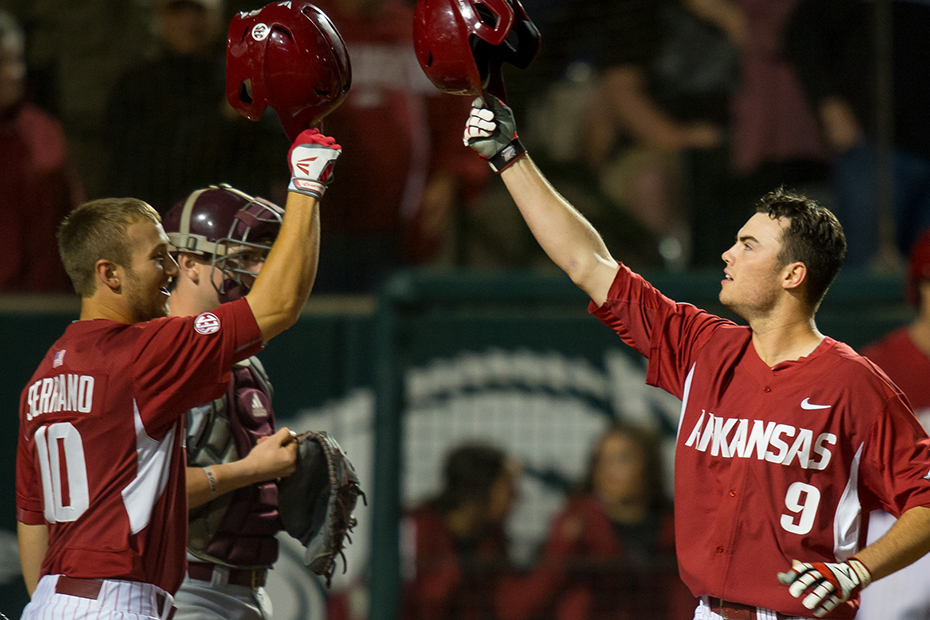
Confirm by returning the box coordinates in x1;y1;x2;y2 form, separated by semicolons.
177;253;201;284
95;259;121;293
782;261;807;293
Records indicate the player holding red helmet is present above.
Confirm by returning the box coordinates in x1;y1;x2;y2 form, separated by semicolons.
16;56;344;620
462;96;930;620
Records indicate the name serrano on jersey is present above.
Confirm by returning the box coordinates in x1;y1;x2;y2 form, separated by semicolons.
26;374;95;421
684;410;836;470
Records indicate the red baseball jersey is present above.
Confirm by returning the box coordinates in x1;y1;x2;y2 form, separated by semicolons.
590;265;930;619
16;298;263;594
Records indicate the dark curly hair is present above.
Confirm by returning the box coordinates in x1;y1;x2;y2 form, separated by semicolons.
755;187;846;309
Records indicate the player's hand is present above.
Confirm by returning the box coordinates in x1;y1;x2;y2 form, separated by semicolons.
288;128;342;200
777;558;872;618
246;427;299;482
463;96;527;173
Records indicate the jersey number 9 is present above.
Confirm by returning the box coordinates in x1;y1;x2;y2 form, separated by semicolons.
780;481;821;535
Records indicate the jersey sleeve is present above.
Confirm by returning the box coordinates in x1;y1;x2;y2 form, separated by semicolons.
588;263;730;399
132;298;263;435
16;395;45;525
858;392;930;516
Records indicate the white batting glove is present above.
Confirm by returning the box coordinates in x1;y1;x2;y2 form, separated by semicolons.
463;96;527;173
287;128;342;199
777;558;871;618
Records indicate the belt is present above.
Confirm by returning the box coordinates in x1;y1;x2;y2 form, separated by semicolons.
707;597;793;620
188;561;268;589
54;576;176;620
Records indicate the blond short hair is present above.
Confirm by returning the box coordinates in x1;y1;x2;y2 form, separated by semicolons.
57;198;161;297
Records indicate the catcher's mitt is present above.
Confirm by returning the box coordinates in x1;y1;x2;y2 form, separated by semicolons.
277;430;366;587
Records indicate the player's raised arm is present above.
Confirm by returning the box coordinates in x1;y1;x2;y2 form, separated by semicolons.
464;97;620;306
246;129;340;341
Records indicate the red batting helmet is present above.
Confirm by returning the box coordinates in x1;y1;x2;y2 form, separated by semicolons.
226;1;351;141
413;0;540;101
907;230;930;305
163;184;284;303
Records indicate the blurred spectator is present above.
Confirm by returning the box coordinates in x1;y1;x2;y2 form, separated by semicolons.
105;0;288;214
401;444;520;620
0;10;82;292
861;230;930;420
709;0;831;272
310;0;489;293
6;0;155;199
856;230;930;620
500;423;695;620
786;0;930;269
575;0;743;268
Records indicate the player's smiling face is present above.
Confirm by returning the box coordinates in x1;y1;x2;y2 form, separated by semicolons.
123;219;179;323
719;212;789;319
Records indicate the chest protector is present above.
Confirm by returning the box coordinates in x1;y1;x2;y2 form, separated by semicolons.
186;356;281;568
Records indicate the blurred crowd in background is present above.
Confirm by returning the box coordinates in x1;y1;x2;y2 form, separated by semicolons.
4;1;930;619
2;0;929;295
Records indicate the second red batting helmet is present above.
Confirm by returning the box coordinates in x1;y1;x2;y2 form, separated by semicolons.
226;1;351;141
413;0;540;101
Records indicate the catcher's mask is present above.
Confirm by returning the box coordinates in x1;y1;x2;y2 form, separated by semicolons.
413;0;540;101
163;184;284;303
226;1;351;141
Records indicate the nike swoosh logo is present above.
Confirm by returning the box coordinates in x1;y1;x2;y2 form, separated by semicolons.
801;398;831;410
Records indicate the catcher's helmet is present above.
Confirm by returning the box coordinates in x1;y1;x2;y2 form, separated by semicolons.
163;184;284;302
413;0;540;101
226;1;351;141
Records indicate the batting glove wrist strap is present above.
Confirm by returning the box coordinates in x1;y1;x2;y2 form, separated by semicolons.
288;177;326;198
288;128;342;200
464;96;527;174
847;557;872;588
487;138;527;173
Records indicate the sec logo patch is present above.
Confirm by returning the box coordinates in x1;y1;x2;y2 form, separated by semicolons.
194;312;221;335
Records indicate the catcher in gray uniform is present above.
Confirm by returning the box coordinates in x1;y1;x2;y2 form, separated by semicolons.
165;184;296;620
164;184;364;620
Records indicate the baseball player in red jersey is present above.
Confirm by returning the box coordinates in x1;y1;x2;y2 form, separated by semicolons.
15;128;341;620
853;230;930;620
462;97;930;620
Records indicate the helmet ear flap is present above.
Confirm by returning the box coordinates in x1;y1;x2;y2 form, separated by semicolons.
226;19;271;122
497;1;540;70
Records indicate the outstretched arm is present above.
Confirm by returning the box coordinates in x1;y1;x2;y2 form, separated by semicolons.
187;427;298;509
464;98;619;305
246;129;341;341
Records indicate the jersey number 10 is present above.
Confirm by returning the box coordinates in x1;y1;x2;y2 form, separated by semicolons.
34;423;90;523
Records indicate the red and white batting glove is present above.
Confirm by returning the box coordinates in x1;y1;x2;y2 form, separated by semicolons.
463;96;527;173
287;128;342;200
777;558;872;618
